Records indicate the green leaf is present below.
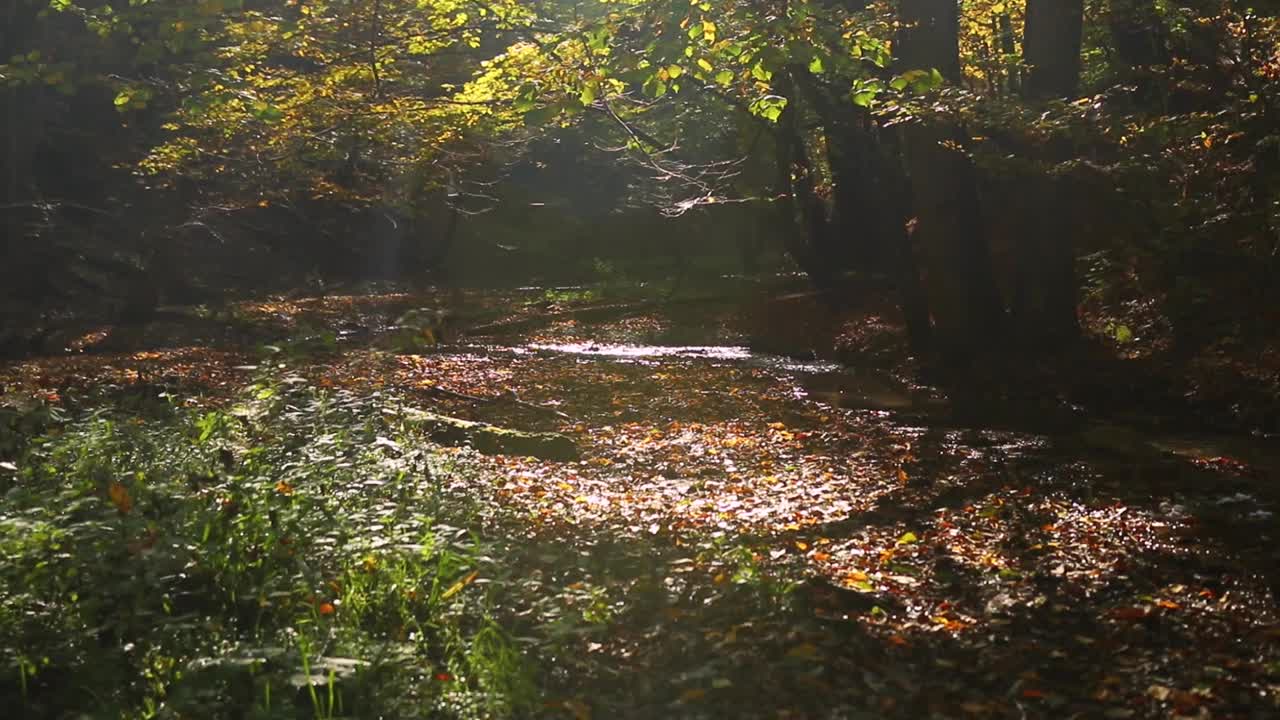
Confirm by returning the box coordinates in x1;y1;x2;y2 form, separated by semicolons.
1114;325;1134;343
896;532;918;545
750;61;771;82
585;28;610;51
807;56;824;74
579;83;598;105
666;64;683;79
514;82;539;112
697;58;714;73
113;91;132;107
714;70;734;86
523;103;560;126
251;101;283;122
642;75;668;98
749;95;787;122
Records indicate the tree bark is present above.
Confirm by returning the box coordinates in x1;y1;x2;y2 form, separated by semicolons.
901;123;1005;363
897;0;962;83
1016;0;1085;346
1109;0;1169;70
896;0;1004;365
772;80;841;294
1024;0;1084;99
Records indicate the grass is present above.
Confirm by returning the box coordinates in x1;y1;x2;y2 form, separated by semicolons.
0;370;542;719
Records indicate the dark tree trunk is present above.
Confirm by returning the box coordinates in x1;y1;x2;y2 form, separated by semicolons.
1024;0;1084;99
787;59;932;351
1109;0;1169;86
772;76;841;294
1014;0;1085;347
896;0;1005;365
878;135;934;357
897;0;962;82
997;12;1020;94
1011;175;1081;346
901;123;1005;363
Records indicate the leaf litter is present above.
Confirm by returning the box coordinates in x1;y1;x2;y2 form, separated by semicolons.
2;288;1278;718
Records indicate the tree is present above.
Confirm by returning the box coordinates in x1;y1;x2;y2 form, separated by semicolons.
1009;0;1086;345
897;0;1005;365
1024;0;1084;99
1109;0;1169;69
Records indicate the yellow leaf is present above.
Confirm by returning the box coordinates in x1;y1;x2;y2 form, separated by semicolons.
441;570;480;600
786;643;821;660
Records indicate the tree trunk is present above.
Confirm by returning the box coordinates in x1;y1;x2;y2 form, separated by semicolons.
996;12;1020;94
901;123;1005;364
1013;175;1081;345
896;0;1004;365
772;80;841;294
897;0;961;82
1015;0;1085;347
1109;0;1169;77
1024;0;1084;99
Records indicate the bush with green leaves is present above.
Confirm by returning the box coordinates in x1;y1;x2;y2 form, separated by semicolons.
0;375;537;719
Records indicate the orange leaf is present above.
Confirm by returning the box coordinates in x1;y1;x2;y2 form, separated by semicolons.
1109;606;1149;621
275;480;295;496
678;688;707;703
318;602;336;616
108;482;133;514
563;699;592;720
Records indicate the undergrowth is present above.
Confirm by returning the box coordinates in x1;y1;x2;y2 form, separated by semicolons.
0;371;539;719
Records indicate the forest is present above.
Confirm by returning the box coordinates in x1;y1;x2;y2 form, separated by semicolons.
2;0;1280;718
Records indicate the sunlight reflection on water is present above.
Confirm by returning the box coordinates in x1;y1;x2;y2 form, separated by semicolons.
529;343;754;360
527;342;843;374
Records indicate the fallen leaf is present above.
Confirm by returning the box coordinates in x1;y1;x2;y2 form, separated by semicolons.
563;698;591;720
678;688;706;703
1109;606;1150;621
786;643;821;660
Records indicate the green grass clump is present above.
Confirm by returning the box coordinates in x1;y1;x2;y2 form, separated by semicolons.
0;375;537;720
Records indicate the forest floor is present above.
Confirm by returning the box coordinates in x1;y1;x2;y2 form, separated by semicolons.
1;282;1278;719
